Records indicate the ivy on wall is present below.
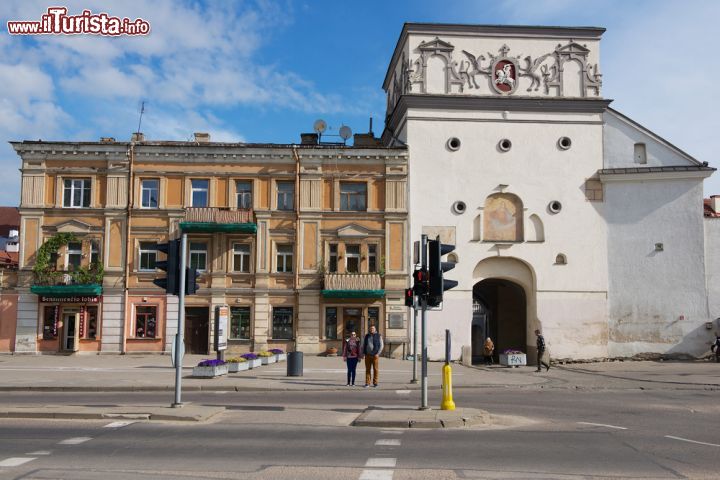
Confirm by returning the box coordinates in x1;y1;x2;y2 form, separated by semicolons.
32;233;103;285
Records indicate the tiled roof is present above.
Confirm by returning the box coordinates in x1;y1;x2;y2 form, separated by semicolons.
0;251;18;268
704;199;720;218
0;207;20;237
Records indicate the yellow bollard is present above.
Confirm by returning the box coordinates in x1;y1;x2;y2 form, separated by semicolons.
440;363;456;410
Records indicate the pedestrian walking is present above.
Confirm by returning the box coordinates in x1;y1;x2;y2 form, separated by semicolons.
483;337;495;365
711;334;720;363
535;329;550;372
342;331;361;386
362;325;383;387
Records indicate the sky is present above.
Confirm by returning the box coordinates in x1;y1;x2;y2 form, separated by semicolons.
1;0;718;206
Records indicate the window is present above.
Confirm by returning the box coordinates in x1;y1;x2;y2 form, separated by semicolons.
84;306;98;339
90;240;100;265
66;242;82;270
230;307;251;340
368;245;377;273
368;307;380;331
139;242;157;271
141;179;159;208
276;244;293;273
135;306;157;338
42;306;58;340
345;245;360;273
340;182;367;211
328;244;338;273
277;181;294;211
272;307;293;339
189;242;208;271
233;243;251;273
191;179;209;207
63;178;91;208
325;307;338;340
634;143;647;164
236;181;252;209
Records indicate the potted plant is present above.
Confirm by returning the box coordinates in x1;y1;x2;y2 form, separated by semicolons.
499;349;527;367
326;346;338;356
258;351;276;365
226;357;249;373
270;348;286;362
192;359;228;378
241;352;262;369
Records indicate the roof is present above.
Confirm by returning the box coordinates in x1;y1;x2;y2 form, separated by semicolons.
0;207;19;237
705;198;720;218
598;166;715;175
0;251;18;268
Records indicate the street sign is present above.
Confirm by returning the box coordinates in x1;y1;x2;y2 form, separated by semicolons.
413;240;420;266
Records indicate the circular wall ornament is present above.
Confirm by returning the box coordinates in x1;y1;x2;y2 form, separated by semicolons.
452;201;467;214
558;136;572;150
498;138;512;152
447;137;461;151
548;201;562;214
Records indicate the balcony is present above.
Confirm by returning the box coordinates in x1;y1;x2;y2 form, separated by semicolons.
322;273;384;299
30;271;102;297
180;208;256;234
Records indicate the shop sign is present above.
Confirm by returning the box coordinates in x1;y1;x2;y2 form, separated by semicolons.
79;306;86;337
39;295;102;304
215;305;228;351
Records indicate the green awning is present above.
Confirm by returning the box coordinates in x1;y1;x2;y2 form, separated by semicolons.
180;222;257;233
322;289;385;299
31;284;103;296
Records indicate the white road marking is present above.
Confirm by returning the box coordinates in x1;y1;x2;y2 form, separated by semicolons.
577;422;627;430
380;429;404;435
365;457;397;467
104;421;134;428
395;390;411;394
58;437;92;445
665;435;720;447
375;439;401;446
359;469;394;480
26;451;51;455
213;391;229;394
0;457;37;467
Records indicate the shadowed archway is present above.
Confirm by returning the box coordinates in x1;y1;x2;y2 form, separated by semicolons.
472;279;527;364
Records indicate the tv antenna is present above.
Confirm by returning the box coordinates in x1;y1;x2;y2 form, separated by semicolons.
136;100;146;135
339;125;352;144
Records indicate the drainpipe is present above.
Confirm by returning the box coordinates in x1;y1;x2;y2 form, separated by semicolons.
292;145;301;350
121;140;136;354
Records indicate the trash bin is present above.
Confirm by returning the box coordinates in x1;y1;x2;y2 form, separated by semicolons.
287;351;303;376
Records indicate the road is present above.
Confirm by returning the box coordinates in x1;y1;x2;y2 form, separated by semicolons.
1;385;719;479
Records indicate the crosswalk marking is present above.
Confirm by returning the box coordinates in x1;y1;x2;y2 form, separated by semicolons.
0;457;37;467
375;439;401;446
359;469;394;480
104;421;134;428
26;451;51;455
58;437;92;445
365;457;397;467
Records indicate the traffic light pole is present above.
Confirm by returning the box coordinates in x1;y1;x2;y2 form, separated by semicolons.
420;234;429;410
411;303;418;384
172;233;187;408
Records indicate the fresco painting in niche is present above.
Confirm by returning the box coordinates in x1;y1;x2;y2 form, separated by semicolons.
483;194;523;241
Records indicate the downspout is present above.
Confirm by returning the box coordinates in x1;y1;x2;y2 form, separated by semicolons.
292;145;301;350
121;140;136;354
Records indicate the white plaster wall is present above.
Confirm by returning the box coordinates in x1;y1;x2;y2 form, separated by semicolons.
605;178;710;356
405;109;608;360
704;219;720;335
603;111;699;168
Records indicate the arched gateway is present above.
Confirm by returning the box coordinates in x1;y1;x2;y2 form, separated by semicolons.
471;257;538;364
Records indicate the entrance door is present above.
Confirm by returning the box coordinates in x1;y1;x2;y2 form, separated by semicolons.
62;311;80;352
472;279;526;363
343;308;362;339
185;307;209;355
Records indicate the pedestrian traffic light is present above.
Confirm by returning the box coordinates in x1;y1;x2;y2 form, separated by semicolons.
413;268;429;297
153;239;180;295
404;288;415;307
428;237;458;307
185;267;201;295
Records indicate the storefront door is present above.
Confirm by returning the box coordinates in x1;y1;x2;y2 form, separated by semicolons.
62;310;79;352
185;307;209;355
343;308;363;339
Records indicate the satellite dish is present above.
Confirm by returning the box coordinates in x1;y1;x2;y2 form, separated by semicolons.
339;125;352;140
313;119;327;134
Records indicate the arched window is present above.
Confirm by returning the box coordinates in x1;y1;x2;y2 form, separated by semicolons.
483;193;523;242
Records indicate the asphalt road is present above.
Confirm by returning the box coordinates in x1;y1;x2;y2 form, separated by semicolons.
1;387;719;479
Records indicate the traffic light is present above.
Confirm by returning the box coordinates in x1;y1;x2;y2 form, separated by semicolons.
404;288;415;307
153;239;180;295
428;237;458;307
412;268;429;297
185;267;201;295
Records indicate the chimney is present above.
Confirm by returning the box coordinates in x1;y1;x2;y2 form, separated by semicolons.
194;132;210;143
131;132;145;142
100;137;115;143
300;133;318;145
353;133;380;147
712;195;720;214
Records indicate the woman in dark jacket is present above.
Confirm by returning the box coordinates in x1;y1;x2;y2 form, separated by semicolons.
342;331;361;386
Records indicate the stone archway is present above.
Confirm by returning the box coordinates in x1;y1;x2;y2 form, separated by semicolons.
472;256;538;364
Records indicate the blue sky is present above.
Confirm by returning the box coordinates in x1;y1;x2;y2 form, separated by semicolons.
1;0;718;206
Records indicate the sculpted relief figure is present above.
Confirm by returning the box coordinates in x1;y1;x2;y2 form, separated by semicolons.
520;53;552;91
495;63;515;88
460;50;489;89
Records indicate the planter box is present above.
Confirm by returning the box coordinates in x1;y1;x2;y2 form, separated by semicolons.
246;358;262;369
227;362;249;373
275;353;287;362
192;364;228;378
499;353;527;367
260;355;277;365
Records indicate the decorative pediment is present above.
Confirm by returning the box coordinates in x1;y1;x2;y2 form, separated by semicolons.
337;224;371;238
417;37;455;53
556;41;590;56
53;219;94;234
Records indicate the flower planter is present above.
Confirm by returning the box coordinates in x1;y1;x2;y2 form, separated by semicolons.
192;364;228;378
246;358;262;369
227;362;249;373
499;353;527;367
275;353;287;362
260;355;277;365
